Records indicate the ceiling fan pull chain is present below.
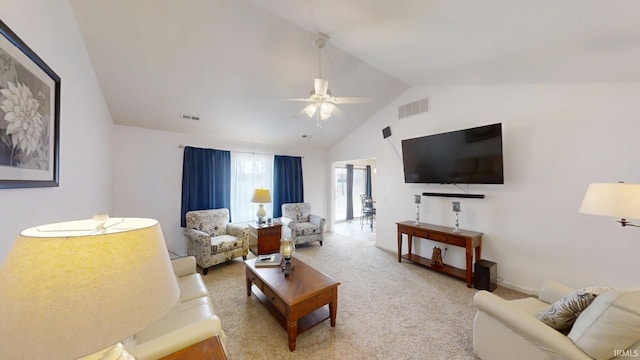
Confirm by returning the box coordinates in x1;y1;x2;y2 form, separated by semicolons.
318;45;322;79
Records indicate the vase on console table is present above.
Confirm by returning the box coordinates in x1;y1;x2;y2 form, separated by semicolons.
452;201;461;233
414;195;421;225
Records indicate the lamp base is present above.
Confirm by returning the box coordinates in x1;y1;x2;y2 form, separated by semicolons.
282;257;295;277
256;204;266;225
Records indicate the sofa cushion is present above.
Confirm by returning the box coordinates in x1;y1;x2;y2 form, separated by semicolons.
135;296;214;343
536;286;610;331
178;273;209;302
568;288;640;360
210;234;241;253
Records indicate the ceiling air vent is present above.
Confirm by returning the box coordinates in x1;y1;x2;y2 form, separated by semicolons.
180;113;200;121
398;97;429;119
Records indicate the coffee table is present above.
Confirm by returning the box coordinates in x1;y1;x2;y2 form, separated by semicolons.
245;257;340;351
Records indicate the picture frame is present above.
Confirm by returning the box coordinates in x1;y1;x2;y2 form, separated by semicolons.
0;19;60;189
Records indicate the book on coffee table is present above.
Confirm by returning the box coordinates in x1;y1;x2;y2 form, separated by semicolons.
255;253;282;267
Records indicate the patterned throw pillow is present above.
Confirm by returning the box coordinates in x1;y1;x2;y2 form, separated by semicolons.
536;286;611;332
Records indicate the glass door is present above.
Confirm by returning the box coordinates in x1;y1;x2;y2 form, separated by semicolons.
334;168;347;221
334;166;367;222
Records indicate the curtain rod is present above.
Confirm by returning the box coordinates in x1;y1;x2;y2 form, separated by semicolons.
178;144;302;158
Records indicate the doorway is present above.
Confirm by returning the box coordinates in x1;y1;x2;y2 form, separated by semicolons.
332;159;376;237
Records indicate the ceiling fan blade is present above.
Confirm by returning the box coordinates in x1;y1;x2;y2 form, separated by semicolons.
314;78;328;97
293;107;309;118
277;97;314;102
333;96;370;104
332;105;347;118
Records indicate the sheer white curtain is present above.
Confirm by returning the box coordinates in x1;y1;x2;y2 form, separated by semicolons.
230;152;274;223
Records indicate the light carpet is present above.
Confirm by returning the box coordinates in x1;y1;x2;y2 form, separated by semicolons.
202;228;526;359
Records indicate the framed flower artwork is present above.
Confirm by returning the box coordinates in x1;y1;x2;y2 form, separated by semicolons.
0;19;60;189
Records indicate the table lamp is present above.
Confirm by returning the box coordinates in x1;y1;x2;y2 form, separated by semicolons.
579;182;640;227
280;237;295;277
251;188;272;224
0;215;180;360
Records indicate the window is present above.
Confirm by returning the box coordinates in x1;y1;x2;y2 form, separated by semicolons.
230;152;273;222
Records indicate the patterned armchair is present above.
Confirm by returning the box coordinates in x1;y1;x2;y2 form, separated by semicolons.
184;208;249;275
280;203;326;246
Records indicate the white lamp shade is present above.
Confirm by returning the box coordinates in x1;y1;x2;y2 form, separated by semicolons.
304;103;318;118
251;188;272;203
320;102;334;120
579;183;640;220
0;217;180;360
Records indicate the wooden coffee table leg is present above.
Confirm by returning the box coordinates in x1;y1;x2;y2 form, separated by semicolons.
246;275;252;297
287;319;297;351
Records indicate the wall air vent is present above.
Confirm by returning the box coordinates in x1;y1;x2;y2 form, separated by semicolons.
398;97;429;119
180;113;200;121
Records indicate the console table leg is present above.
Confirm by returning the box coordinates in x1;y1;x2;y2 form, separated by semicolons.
397;232;402;262
465;246;473;288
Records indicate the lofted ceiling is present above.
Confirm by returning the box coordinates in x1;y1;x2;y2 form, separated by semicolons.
70;0;640;149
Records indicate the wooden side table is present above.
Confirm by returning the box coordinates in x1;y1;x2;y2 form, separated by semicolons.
159;336;227;360
249;222;282;255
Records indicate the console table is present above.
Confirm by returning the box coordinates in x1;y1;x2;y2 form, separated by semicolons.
397;221;483;287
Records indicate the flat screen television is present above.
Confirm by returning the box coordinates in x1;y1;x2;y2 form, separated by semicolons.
401;123;504;184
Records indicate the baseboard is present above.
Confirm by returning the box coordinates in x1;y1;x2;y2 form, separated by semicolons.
373;237;537;296
498;280;537;296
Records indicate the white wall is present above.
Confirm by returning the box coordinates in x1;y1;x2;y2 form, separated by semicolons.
112;125;328;256
329;83;640;293
0;0;113;263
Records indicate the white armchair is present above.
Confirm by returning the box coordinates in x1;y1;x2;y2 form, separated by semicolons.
184;208;248;275
280;203;326;246
473;280;640;360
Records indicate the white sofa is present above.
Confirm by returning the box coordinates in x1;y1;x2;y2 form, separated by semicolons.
473;280;640;360
123;256;225;359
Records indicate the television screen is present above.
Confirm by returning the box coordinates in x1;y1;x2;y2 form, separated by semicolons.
401;123;504;184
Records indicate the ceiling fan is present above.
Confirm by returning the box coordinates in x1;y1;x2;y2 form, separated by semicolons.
285;33;369;128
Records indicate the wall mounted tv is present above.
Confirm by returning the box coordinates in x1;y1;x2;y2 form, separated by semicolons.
401;123;504;184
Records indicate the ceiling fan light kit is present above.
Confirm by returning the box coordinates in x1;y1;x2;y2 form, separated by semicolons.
284;33;369;128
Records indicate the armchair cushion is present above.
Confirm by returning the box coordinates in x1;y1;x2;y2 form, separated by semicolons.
289;221;320;237
185;209;231;236
282;203;311;222
211;234;242;253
